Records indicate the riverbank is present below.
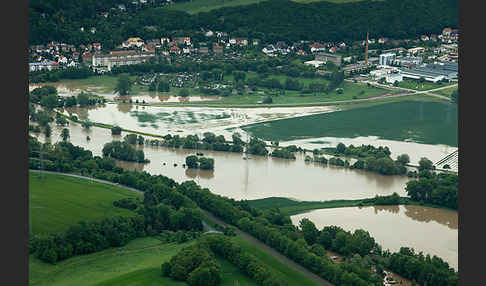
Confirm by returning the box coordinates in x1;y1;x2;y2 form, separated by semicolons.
247;196;457;216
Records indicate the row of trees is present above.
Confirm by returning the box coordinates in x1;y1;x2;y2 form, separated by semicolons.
30;86;106;109
161;244;222;286
102;140;149;163
200;235;287;286
29;67;94;83
185;155;215;170
405;171;458;209
176;181;383;285
30;216;146;263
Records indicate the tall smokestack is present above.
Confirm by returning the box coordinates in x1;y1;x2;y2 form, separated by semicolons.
365;31;369;65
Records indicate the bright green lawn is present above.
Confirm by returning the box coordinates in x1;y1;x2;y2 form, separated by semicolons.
242;99;458;146
29;172;142;234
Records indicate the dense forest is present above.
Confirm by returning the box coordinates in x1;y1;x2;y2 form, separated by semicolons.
29;0;458;48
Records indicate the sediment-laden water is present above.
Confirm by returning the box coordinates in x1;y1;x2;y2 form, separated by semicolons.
290;205;458;270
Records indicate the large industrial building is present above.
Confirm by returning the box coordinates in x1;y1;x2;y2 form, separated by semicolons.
92;50;156;71
399;62;458;82
314;52;342;66
379;53;396;66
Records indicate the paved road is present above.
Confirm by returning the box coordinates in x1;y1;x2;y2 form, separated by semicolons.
30;169;334;286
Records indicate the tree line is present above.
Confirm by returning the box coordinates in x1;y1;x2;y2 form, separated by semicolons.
28;136;457;284
29;67;95;83
405;170;458;209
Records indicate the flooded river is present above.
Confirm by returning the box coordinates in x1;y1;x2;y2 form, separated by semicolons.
291;205;458;270
283;136;458;168
30;122;412;201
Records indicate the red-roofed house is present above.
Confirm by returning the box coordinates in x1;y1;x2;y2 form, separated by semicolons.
93;43;102;51
442;28;452;36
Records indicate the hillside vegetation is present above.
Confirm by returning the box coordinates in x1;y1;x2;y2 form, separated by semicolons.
30;0;457;48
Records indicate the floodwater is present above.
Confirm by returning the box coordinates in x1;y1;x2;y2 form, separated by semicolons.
283;136;458;168
291;205;458;270
29;83;220;103
30;122;412;201
60;103;337;140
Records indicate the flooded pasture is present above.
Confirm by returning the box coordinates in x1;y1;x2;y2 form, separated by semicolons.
291;205;458;270
60;103;337;140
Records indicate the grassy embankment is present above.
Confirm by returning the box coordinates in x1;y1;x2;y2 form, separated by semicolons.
29;172;142;234
247;197;457;216
241;99;458;147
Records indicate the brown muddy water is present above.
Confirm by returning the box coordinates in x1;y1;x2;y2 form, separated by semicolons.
291;205;458;270
29;83;220;103
31;122;412;202
283;136;457;168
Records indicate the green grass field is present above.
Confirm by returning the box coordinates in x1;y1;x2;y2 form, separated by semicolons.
395;79;456;91
165;76;391;106
435;86;458;97
29;237;194;286
242;99;458;146
29;172;142;234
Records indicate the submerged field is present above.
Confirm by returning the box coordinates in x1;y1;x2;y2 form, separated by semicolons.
242;99;458;146
29;172;142;234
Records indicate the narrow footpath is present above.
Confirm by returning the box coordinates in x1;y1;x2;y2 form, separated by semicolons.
29;169;334;286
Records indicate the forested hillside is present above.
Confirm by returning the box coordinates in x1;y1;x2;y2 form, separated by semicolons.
29;0;457;48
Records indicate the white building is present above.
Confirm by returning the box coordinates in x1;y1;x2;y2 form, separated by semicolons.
304;60;325;68
386;73;403;84
379;53;396;66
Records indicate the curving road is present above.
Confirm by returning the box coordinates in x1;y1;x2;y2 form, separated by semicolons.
29;169;334;286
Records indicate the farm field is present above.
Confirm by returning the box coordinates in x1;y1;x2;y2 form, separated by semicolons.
29;172;142;234
242;99;458;146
